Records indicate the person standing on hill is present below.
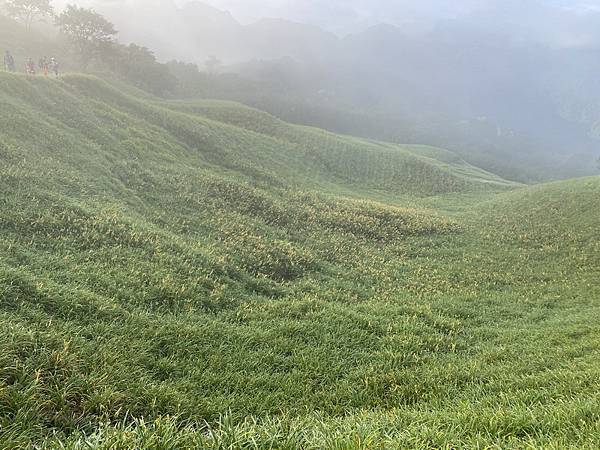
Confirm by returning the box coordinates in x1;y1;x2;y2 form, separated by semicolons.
4;51;15;72
25;57;36;75
50;57;59;77
39;56;49;76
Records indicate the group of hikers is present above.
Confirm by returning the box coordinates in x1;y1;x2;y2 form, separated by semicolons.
4;50;59;76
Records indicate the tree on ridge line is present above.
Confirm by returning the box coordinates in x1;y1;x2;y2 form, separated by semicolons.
55;4;118;67
3;0;54;31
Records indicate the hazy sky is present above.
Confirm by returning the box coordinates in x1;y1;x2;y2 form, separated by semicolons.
197;0;481;28
182;0;600;22
52;0;481;25
51;0;600;36
50;0;474;36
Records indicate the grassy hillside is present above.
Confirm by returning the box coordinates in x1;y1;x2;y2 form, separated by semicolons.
0;72;599;448
162;99;515;191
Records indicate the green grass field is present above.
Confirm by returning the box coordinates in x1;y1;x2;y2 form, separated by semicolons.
0;72;599;449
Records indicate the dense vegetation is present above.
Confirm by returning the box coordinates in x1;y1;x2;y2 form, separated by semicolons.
0;72;599;448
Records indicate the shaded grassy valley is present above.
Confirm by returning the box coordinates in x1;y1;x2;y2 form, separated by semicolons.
0;73;599;448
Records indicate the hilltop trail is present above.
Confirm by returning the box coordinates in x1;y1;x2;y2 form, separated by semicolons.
1;73;599;448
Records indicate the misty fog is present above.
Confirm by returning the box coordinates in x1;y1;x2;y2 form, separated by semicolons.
40;0;600;182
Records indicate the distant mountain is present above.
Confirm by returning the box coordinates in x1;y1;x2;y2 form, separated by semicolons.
94;1;339;64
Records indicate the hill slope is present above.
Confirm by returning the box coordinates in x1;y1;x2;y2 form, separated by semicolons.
1;74;513;198
0;73;599;448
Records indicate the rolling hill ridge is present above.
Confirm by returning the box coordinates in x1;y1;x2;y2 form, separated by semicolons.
1;72;599;448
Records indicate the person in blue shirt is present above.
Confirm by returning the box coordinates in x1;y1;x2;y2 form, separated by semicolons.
4;50;15;72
